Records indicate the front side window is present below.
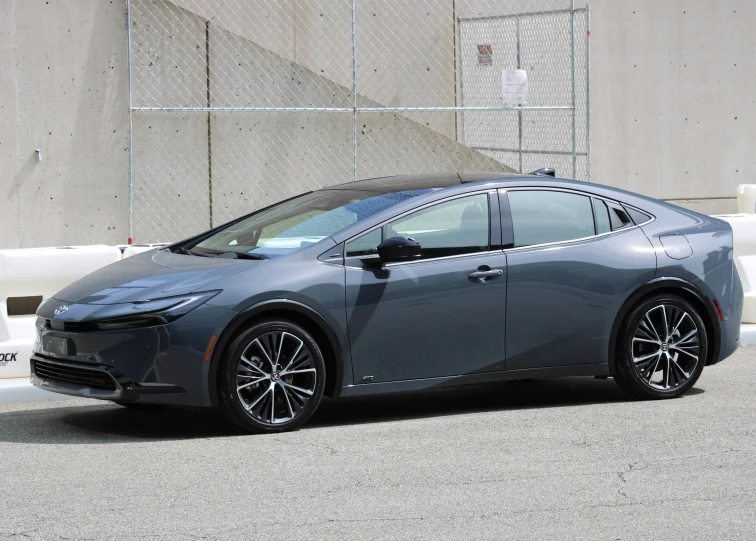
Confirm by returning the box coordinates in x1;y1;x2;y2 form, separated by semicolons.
194;189;429;257
346;228;382;257
386;194;490;260
508;190;594;247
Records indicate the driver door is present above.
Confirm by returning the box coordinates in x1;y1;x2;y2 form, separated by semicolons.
344;192;508;384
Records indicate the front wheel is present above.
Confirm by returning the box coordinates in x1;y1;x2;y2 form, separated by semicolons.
218;319;326;433
614;294;708;399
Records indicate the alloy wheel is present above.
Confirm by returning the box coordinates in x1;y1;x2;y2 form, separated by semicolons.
631;304;701;391
235;331;317;425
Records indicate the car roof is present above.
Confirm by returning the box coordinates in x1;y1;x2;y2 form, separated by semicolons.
325;172;528;193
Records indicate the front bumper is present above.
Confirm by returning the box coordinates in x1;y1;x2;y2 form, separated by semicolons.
31;354;183;401
30;304;236;406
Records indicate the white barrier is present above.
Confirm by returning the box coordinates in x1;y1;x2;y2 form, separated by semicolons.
737;185;756;214
715;214;756;324
0;245;122;380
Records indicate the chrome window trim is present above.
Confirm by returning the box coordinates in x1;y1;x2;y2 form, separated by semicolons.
383;249;504;268
503;224;641;253
343;190;496;265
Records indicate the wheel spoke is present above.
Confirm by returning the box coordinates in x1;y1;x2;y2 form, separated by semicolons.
281;382;295;418
253;338;276;371
282;339;304;373
275;332;287;366
244;384;273;412
664;353;672;389
282;381;314;397
633;337;660;345
671;346;698;360
637;319;658;341
661;305;670;341
646;353;662;382
269;382;277;423
240;357;268;376
670;354;691;379
645;312;662;342
669;311;689;338
635;350;660;375
237;376;268;391
671;329;697;348
634;350;661;364
280;367;316;377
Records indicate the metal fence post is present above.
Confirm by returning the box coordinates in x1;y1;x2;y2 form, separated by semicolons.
571;0;577;179
586;4;592;182
516;14;523;174
351;0;358;183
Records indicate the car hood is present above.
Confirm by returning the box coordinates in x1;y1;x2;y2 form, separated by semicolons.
52;249;257;305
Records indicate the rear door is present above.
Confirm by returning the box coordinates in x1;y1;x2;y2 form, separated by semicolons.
345;191;509;383
501;188;656;370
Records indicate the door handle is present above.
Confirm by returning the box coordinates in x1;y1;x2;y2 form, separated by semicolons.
468;268;504;283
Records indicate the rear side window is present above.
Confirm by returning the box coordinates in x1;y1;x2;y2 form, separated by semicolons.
508;190;594;247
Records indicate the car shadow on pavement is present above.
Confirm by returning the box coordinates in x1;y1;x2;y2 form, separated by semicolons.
308;377;705;429
0;377;704;444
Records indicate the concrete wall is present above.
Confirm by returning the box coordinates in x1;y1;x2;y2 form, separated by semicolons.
1;0;754;247
590;0;756;214
0;0;128;249
129;1;510;242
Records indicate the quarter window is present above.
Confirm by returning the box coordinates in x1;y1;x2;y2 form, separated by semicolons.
386;194;490;260
508;190;595;247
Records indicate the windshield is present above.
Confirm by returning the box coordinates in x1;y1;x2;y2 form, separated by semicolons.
192;189;432;257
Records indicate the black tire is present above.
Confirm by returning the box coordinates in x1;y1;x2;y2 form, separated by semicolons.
614;294;708;399
218;319;326;434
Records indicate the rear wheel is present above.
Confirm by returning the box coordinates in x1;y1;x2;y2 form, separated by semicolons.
218;319;326;433
614;294;707;399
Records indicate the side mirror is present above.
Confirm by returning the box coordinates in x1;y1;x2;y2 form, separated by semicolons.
376;236;422;263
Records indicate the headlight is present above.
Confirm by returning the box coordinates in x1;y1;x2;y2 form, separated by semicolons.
91;290;221;330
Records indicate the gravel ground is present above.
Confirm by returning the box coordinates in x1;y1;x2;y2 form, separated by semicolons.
0;348;754;540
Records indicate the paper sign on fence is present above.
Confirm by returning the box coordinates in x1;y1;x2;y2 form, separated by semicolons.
502;69;528;105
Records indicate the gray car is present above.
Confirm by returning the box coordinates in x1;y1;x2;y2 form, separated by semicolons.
31;172;743;433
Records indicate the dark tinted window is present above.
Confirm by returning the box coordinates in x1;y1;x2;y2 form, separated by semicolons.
387;194;490;259
508;190;595;247
346;228;382;257
594;199;612;234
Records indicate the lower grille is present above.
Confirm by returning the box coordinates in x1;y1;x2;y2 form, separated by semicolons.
33;359;118;391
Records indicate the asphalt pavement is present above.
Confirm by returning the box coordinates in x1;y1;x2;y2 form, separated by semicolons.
1;348;754;540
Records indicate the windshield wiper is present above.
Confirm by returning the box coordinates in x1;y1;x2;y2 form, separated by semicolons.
175;246;212;257
216;251;268;260
175;246;267;260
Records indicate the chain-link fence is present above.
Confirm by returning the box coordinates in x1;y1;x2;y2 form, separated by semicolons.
127;0;590;242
